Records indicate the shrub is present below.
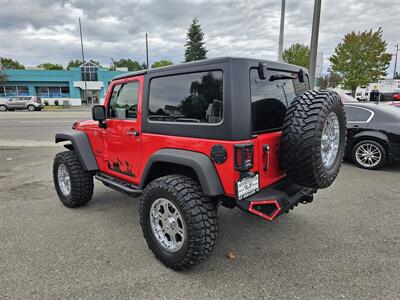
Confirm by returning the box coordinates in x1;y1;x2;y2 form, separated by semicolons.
44;100;49;106
54;100;59;106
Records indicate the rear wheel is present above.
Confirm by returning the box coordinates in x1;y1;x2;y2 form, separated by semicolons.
27;105;35;111
140;174;218;270
352;140;386;170
0;105;7;112
53;151;94;207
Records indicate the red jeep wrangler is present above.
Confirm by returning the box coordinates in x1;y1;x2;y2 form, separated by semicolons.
53;57;346;270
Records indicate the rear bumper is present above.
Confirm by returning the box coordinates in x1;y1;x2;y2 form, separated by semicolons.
387;143;400;163
235;178;315;220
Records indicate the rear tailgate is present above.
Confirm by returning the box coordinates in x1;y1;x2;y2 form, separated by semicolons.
254;131;285;190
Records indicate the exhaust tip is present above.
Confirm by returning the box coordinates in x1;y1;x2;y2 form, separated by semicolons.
248;200;281;220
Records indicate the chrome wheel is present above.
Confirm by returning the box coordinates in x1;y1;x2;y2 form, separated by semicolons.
0;105;7;112
355;143;382;168
28;105;35;111
150;198;185;253
57;164;71;196
321;112;340;169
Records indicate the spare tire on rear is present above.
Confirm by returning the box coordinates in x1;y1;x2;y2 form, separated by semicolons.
280;90;346;189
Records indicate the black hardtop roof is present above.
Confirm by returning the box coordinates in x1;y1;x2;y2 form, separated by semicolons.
113;57;306;80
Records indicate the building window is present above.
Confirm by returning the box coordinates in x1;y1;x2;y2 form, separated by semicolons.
5;86;17;97
81;62;99;81
17;86;29;96
35;86;70;98
36;87;49;97
0;86;5;97
61;87;70;98
49;87;61;98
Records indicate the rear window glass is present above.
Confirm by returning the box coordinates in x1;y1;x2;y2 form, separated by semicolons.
250;69;309;133
148;71;223;123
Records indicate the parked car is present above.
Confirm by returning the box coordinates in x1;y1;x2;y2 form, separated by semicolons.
344;102;400;169
0;96;44;111
393;93;400;101
52;57;347;270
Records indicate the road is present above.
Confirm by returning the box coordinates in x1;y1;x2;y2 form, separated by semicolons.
1;111;400;299
0;110;90;145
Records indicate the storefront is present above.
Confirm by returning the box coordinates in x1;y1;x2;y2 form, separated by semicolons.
0;62;128;106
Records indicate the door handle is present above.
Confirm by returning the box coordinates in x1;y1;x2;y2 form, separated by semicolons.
127;130;139;136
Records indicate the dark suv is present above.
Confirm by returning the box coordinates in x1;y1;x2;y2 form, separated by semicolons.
53;57;347;270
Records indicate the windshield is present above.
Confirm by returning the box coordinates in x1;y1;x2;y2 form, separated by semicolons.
250;69;309;133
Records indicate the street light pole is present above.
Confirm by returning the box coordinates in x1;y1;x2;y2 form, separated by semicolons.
309;0;322;88
79;18;88;105
278;0;286;62
146;33;149;69
394;43;398;79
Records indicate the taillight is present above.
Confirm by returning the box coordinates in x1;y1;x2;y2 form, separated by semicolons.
234;143;254;172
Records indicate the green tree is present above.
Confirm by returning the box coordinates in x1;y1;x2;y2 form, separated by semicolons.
318;70;342;89
184;18;208;62
282;43;309;68
112;58;144;71
0;73;8;83
329;28;392;96
67;59;101;69
151;60;173;68
37;63;63;70
0;57;25;69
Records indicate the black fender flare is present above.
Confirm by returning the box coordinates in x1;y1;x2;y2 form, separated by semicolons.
352;130;389;143
140;149;224;196
55;130;99;171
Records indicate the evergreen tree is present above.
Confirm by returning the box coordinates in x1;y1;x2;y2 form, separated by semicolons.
185;18;208;62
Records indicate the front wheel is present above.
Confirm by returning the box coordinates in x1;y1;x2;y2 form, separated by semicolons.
0;105;7;112
53;151;94;207
352;140;386;170
27;105;35;111
140;175;218;270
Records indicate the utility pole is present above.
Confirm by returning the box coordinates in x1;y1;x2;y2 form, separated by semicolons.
79;18;88;105
309;0;322;88
394;43;398;79
278;0;286;62
146;33;149;69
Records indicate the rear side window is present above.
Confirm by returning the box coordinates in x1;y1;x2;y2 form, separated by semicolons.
345;106;373;122
148;71;223;123
344;106;358;121
250;69;309;133
108;81;139;119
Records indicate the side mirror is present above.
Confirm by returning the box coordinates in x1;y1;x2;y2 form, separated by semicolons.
92;105;106;127
258;62;268;80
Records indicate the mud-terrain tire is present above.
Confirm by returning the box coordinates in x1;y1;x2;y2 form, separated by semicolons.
140;174;218;270
280;90;346;189
53;150;94;207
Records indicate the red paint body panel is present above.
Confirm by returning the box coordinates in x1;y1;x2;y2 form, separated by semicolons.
76;74;286;199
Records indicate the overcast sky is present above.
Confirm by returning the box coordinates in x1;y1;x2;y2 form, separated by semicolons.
1;0;399;75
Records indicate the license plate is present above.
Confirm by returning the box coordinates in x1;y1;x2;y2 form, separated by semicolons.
236;174;259;200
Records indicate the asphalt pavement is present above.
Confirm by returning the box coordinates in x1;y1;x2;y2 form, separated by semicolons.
0;111;399;299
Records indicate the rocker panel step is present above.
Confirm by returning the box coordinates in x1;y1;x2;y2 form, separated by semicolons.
95;172;142;196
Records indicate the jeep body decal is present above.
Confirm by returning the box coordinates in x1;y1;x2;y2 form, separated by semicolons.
107;158;134;177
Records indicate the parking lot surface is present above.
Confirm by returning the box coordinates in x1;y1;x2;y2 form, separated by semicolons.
1;111;399;299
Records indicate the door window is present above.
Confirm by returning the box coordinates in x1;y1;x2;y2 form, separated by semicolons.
108;81;139;119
